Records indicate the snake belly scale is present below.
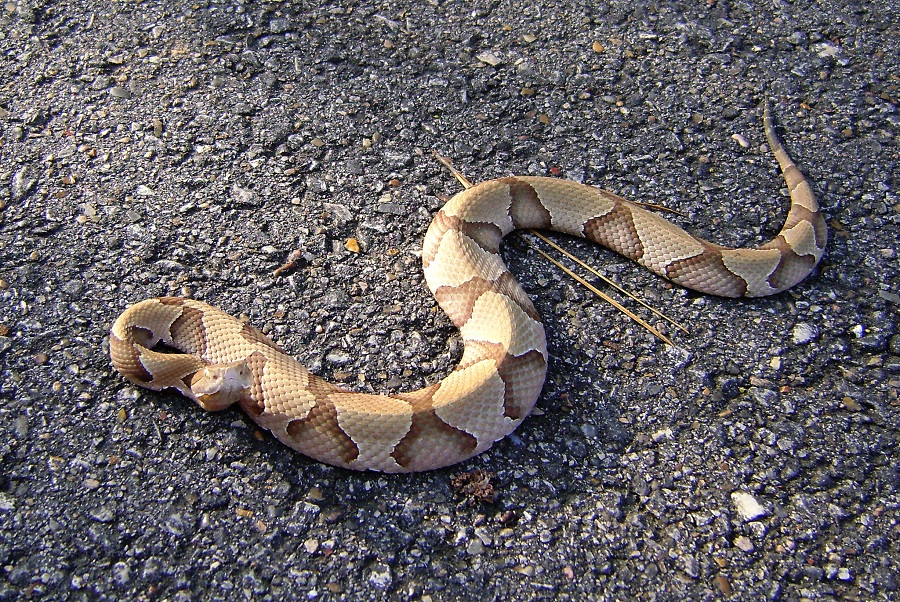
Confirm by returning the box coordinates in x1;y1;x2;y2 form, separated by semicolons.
110;109;826;472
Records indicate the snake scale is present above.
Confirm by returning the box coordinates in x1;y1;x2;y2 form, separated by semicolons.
110;108;826;472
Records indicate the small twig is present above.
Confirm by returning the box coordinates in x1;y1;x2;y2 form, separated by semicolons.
630;200;686;217
152;417;164;444
273;249;304;277
432;150;475;189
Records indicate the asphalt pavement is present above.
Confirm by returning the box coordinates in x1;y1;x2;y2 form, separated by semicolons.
0;1;898;600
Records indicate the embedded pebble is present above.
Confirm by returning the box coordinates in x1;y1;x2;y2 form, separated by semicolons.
734;535;755;552
475;50;502;66
731;491;767;521
325;351;351;365
324;202;352;223
230;184;258;206
792;323;819;345
109;86;132;98
714;575;733;596
367;562;392;589
731;133;750;148
111;562;130;585
88;506;115;523
11;167;36;200
268;17;291;34
14;415;28;438
812;42;840;58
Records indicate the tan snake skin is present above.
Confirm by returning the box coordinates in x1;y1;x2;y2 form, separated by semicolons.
110;109;827;472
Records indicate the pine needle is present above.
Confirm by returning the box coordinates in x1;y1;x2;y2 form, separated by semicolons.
515;234;676;346
526;230;689;335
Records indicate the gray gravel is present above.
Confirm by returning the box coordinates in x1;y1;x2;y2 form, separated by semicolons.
1;0;898;600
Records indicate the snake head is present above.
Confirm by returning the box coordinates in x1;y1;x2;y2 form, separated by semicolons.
189;361;252;411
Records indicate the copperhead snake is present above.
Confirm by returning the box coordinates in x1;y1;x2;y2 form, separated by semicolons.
110;108;827;472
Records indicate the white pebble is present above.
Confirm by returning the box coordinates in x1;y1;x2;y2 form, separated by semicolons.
734;535;755;552
792;323;819;345
652;427;674;442
731;133;750;148
367;562;392;588
731;491;767;521
475;50;502;66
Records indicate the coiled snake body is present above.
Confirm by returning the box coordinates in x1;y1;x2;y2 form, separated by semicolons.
110;109;826;472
